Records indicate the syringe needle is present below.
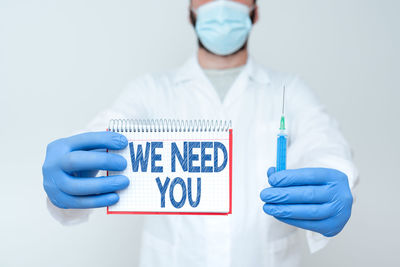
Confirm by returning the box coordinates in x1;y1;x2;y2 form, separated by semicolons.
282;85;286;115
279;86;286;131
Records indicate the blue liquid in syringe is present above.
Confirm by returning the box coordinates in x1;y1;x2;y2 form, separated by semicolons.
276;133;287;172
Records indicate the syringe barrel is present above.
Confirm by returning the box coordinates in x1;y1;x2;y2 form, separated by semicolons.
276;133;287;172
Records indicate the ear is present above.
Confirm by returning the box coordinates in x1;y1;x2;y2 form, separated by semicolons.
188;0;194;25
253;5;259;24
188;8;196;26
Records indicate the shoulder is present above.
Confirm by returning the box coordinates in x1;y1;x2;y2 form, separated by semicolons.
123;70;178;95
250;59;321;111
250;59;298;89
110;67;183;115
254;60;316;98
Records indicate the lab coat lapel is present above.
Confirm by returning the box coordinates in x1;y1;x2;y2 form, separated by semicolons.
223;57;271;108
173;56;222;109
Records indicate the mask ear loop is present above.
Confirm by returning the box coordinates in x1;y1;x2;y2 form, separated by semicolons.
249;5;255;13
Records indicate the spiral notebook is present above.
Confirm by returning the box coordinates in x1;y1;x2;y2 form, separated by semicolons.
107;119;233;215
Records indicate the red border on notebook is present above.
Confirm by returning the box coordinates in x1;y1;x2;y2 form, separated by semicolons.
107;129;233;215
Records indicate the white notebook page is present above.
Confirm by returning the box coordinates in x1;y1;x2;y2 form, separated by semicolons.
107;129;232;215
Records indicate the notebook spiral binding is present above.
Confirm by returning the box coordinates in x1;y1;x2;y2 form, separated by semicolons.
108;119;232;133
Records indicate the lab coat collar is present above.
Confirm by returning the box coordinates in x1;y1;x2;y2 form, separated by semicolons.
173;54;271;86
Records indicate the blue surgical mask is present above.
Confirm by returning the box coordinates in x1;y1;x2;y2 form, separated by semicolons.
193;0;254;56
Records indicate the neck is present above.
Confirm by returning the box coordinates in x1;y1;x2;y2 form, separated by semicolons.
197;47;248;70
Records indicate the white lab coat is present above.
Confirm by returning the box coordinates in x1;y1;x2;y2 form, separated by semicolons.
47;56;358;267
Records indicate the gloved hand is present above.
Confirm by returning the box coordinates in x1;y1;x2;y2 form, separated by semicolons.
260;167;353;237
42;131;130;209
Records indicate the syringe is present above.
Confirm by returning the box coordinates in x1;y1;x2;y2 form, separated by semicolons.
276;86;287;172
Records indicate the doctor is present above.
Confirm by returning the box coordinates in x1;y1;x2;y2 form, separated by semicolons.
42;0;358;266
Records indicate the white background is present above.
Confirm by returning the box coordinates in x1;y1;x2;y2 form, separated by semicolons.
1;0;399;266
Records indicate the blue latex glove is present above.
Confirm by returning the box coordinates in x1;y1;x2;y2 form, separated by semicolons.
260;167;353;237
42;131;130;209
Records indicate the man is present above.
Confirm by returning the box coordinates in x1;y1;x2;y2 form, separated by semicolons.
42;0;358;266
